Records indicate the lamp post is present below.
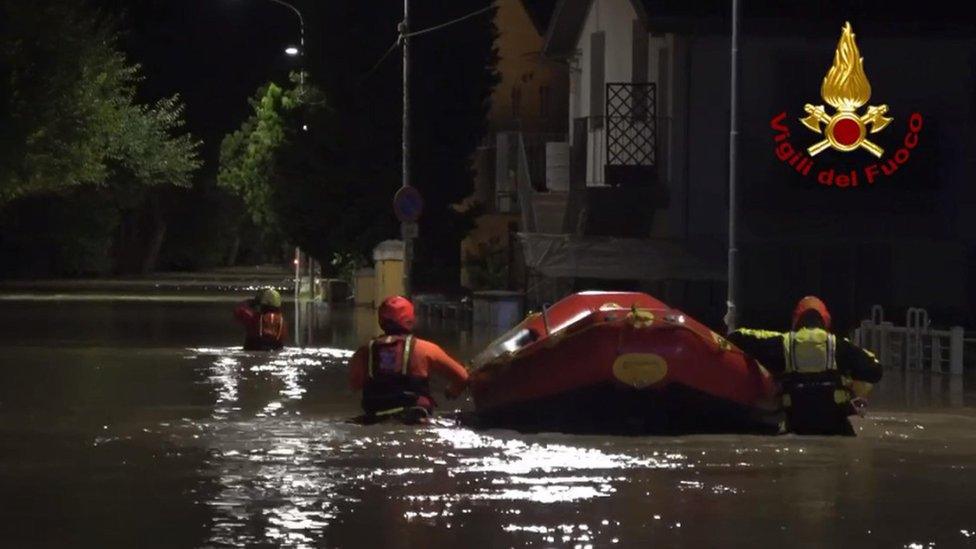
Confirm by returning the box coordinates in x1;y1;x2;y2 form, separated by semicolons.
401;0;412;297
254;0;308;343
725;0;740;332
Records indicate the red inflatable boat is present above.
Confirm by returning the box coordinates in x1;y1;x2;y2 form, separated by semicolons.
468;292;781;434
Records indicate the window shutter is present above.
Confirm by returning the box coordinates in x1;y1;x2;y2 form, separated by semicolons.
590;31;605;129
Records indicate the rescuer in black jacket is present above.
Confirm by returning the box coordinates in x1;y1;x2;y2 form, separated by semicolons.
727;296;883;436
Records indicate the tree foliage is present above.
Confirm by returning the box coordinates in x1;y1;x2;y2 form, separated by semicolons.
217;79;308;232
0;0;200;202
217;73;394;271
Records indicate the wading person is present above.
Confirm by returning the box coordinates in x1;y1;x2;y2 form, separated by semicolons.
727;296;883;436
348;295;469;423
234;288;288;351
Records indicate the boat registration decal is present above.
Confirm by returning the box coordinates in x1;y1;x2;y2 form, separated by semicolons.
612;353;668;388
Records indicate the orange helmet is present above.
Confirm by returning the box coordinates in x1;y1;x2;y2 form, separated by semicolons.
378;295;415;334
792;295;831;330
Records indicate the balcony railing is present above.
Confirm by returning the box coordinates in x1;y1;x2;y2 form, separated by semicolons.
605;82;657;187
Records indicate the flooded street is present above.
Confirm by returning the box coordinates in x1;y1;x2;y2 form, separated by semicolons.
1;297;975;548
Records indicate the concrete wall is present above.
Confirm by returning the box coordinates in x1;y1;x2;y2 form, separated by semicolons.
569;0;679;238
572;0;640;185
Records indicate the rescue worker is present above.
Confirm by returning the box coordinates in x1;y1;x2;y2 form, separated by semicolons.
234;288;288;351
348;295;469;423
727;296;883;436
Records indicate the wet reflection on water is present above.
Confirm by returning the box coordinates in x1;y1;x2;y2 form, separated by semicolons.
1;300;976;547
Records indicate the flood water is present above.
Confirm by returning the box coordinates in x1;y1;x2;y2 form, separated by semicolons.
1;296;975;548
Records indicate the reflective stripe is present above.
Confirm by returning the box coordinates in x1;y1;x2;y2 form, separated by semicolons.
403;335;414;375
367;335;414;378
734;328;783;340
373;406;406;417
367;339;376;378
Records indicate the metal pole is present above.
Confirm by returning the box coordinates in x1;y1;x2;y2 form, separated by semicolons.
401;0;413;297
294;248;301;347
265;0;305;90
264;0;307;346
724;0;740;332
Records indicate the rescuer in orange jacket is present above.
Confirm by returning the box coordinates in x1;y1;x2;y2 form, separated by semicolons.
727;296;883;436
348;296;469;422
234;288;288;351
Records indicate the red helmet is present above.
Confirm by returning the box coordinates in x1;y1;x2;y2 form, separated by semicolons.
792;295;831;330
378;295;415;334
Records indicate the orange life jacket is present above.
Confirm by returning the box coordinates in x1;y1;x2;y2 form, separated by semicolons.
363;335;430;414
259;311;284;342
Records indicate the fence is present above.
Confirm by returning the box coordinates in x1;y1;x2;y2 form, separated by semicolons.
853;305;964;374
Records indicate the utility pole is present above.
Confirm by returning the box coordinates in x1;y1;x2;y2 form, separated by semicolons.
400;0;413;296
725;0;740;332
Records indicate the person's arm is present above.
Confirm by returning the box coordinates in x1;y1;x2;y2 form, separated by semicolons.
422;342;470;398
726;328;787;374
348;347;368;391
234;300;256;324
836;338;883;383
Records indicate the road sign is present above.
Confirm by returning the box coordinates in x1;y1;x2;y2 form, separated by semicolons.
393;186;424;223
401;222;419;239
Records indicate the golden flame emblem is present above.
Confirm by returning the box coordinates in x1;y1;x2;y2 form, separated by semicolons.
800;22;892;157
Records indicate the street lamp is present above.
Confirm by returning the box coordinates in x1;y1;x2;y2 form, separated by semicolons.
265;0;305;88
247;0;309;341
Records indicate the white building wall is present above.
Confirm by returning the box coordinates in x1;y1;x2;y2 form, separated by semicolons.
571;0;639;186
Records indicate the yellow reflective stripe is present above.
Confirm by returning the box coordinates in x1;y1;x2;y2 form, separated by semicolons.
367;339;375;378
374;406;406;417
827;334;836;371
783;332;794;372
735;328;783;339
402;335;414;375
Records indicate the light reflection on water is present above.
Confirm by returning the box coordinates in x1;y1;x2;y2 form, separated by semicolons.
153;343;976;548
186;345;719;547
2;301;976;548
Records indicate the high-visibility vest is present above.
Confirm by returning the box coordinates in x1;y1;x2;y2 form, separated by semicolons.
782;328;850;406
783;328;836;374
367;335;415;379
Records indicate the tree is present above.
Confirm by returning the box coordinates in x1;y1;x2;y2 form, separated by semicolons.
0;0;200;202
218;74;394;271
0;0;202;275
217;80;304;234
218;2;500;284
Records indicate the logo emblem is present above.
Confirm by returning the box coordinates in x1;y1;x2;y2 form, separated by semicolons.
800;22;892;158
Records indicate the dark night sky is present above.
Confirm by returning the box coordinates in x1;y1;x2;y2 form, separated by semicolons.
96;0;311;175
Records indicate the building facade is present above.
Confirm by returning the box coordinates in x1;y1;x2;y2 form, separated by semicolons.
530;0;976;330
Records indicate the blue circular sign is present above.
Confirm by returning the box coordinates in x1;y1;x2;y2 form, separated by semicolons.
393;186;424;222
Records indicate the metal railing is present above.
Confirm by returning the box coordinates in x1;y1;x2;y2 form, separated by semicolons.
853;305;964;374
